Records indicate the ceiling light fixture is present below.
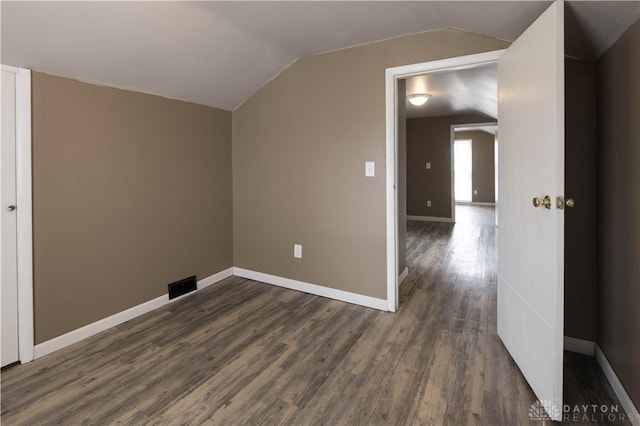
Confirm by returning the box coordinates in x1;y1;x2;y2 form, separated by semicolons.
408;93;431;106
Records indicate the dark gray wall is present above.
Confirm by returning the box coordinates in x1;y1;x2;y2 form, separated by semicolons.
406;114;493;218
596;19;640;409
564;58;598;342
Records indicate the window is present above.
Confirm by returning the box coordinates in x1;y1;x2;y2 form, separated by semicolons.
454;139;472;202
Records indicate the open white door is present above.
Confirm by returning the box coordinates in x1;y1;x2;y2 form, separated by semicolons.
497;1;564;420
2;68;20;367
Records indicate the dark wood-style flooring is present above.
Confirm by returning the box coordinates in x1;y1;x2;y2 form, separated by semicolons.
1;205;625;425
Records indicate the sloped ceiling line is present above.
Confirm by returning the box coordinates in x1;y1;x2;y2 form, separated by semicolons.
2;1;636;111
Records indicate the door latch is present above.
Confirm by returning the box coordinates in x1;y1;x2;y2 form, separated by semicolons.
556;197;575;210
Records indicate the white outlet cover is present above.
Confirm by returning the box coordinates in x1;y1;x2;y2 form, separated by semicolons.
474;189;478;194
427;201;432;207
426;162;431;169
365;161;375;177
294;244;302;259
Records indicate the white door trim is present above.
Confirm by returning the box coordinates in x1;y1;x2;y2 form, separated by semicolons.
2;65;34;363
384;50;505;312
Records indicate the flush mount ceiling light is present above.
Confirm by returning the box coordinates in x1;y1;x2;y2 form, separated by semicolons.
408;93;431;106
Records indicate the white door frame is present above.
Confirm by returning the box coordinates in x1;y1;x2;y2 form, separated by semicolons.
451;122;498;212
2;65;34;363
384;50;505;312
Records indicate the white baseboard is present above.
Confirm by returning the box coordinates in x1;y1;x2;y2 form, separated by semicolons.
233;267;388;311
197;268;234;290
455;201;496;206
564;336;595;356
406;215;453;223
565;337;640;424
33;267;233;359
595;345;640;425
399;267;409;286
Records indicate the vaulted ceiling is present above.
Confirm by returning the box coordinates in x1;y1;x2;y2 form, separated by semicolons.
2;1;638;112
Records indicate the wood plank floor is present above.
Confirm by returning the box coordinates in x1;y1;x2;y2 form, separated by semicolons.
1;206;626;425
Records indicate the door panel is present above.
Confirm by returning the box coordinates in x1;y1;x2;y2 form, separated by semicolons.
497;1;564;420
1;69;19;367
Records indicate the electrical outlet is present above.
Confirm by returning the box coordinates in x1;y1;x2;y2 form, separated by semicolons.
294;244;302;259
426;162;431;169
474;189;478;195
427;200;432;207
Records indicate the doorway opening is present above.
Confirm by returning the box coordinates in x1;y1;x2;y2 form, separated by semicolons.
451;123;499;227
384;50;504;311
400;114;498;307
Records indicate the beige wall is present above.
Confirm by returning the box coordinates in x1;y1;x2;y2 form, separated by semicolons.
32;73;233;343
233;30;508;299
456;130;496;204
564;58;597;342
596;20;640;408
406;114;493;218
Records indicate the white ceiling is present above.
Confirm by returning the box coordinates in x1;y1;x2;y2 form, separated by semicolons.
405;64;497;119
2;1;637;111
0;1;550;110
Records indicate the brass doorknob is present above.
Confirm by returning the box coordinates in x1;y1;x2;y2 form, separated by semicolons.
565;198;575;208
533;196;551;209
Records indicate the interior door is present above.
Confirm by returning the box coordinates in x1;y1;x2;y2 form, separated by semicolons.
497;1;564;420
1;68;20;367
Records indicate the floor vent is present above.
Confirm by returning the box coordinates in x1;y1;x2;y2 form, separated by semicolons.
168;275;197;300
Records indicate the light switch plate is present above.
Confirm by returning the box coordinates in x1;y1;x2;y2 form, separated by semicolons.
294;244;302;259
365;161;375;177
474;189;478;195
426;162;431;169
427;200;432;207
